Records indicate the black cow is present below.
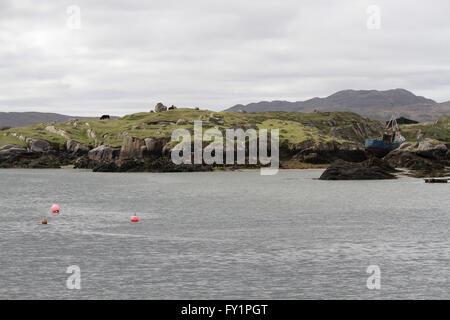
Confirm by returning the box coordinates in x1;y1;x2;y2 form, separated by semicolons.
100;115;110;120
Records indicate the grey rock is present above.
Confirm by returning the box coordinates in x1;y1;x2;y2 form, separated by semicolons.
88;145;121;162
319;161;396;180
66;140;90;155
144;138;164;154
0;144;28;155
26;138;50;153
154;102;167;113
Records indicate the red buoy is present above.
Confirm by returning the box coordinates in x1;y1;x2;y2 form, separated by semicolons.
130;216;139;223
42;219;47;224
51;204;60;215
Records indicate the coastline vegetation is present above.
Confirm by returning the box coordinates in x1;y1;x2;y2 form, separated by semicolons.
0;109;448;149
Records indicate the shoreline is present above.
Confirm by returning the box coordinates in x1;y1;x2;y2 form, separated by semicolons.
1;166;448;181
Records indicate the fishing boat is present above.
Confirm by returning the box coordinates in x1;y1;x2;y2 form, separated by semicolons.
365;114;405;157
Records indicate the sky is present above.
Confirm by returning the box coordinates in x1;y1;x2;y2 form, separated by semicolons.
0;0;449;116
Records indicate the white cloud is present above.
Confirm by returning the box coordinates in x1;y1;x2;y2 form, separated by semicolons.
0;0;449;116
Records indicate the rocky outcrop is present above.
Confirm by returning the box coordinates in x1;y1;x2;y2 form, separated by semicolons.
93;157;212;173
144;137;166;155
292;139;367;164
154;102;167;113
87;128;96;140
383;149;449;177
0;144;28;155
120;136;144;159
319;160;396;180
362;156;396;172
0;144;70;168
66;140;90;155
329;121;382;143
88;145;120;162
45;126;70;140
415;138;448;159
26;138;51;153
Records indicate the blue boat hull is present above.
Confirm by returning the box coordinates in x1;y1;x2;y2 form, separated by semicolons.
365;139;400;157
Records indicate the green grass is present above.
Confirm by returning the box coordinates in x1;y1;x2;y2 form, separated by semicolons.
0;134;28;147
400;115;450;145
2;108;446;150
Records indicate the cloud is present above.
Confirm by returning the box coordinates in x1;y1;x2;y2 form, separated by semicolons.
0;0;449;116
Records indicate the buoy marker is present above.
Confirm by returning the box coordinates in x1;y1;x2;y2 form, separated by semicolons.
51;204;60;215
42;219;48;224
130;216;139;223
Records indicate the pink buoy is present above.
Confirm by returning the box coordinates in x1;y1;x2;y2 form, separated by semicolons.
130;216;139;223
51;204;60;215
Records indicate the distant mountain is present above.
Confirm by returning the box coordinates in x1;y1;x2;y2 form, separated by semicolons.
226;89;450;122
0;112;117;128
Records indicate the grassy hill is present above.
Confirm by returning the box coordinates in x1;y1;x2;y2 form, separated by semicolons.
399;115;450;146
1;108;448;150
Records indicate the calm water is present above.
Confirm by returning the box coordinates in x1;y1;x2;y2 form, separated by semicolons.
0;169;449;299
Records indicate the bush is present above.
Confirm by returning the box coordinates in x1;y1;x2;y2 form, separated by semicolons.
0;126;11;131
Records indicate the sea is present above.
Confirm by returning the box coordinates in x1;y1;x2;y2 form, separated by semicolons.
0;169;449;299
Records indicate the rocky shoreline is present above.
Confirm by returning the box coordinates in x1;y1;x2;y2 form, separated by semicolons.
1;135;449;178
1;108;448;178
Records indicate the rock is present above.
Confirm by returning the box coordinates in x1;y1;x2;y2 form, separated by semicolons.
0;145;63;168
0;144;28;155
131;125;140;130
154;102;167;113
26;138;51;153
45;126;70;140
73;156;92;169
117;157;212;173
384;150;418;167
294;139;316;151
209;117;223;125
66;140;90;155
302;152;320;164
194;107;200;110
416;138;447;159
120;136;144;159
144;138;165;154
93;161;118;172
100;115;110;120
362;156;396;172
319;160;396;180
398;142;411;150
157;121;174;126
117;131;128;139
416;129;424;142
417;139;436;151
87;128;96;140
162;142;174;156
88;145;120;162
176;119;186;125
383;149;449;177
169;105;177;110
28;155;61;169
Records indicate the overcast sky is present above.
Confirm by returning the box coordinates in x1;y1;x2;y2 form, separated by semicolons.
0;0;449;116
